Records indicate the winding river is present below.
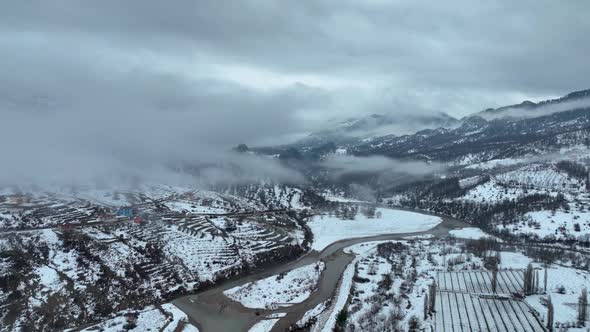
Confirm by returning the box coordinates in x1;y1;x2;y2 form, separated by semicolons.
173;208;470;331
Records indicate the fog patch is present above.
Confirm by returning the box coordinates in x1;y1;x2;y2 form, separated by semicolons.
321;155;445;177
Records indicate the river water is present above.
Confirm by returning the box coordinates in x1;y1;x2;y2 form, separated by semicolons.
173;208;469;331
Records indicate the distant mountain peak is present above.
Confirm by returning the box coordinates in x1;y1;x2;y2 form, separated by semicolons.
520;100;536;106
565;88;590;100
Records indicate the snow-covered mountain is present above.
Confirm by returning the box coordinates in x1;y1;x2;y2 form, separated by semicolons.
475;88;590;121
349;107;590;164
254;112;459;160
309;112;459;141
256;89;590;164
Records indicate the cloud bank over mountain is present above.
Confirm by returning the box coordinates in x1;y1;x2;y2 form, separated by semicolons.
1;1;589;185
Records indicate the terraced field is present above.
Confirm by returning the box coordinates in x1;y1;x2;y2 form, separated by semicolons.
0;195;102;229
435;271;546;332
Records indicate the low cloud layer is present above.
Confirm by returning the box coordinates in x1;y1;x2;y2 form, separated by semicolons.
322;155;444;177
1;1;588;187
481;97;590;121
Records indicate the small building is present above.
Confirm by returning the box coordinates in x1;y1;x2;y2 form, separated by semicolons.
117;206;134;218
60;223;75;230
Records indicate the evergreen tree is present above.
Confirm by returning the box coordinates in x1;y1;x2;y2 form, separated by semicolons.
408;316;420;331
428;281;437;312
547;295;554;331
523;263;536;295
491;269;498;294
424;293;429;319
578;288;588;326
335;309;348;331
544;265;548;293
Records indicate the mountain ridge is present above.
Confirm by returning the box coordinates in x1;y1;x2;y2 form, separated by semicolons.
475;88;590;120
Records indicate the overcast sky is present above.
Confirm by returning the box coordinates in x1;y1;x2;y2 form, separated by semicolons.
2;1;589;143
1;1;589;185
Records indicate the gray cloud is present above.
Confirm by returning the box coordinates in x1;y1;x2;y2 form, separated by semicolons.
1;1;588;186
3;1;589;109
0;39;318;186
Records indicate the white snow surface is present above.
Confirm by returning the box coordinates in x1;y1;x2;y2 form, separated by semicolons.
308;207;441;251
224;261;325;309
248;318;280;332
527;267;590;328
35;266;63;293
248;313;286;332
80;303;198;332
449;227;499;241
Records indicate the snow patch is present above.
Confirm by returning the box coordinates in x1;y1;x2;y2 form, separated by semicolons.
224;262;325;309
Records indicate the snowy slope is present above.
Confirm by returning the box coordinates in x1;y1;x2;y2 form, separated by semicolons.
495;164;584;192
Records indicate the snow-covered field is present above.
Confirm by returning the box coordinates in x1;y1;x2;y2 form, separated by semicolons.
307;240;482;332
308;207;441;251
224;262;325;309
307;239;590;332
497;251;590;329
495;204;590;241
